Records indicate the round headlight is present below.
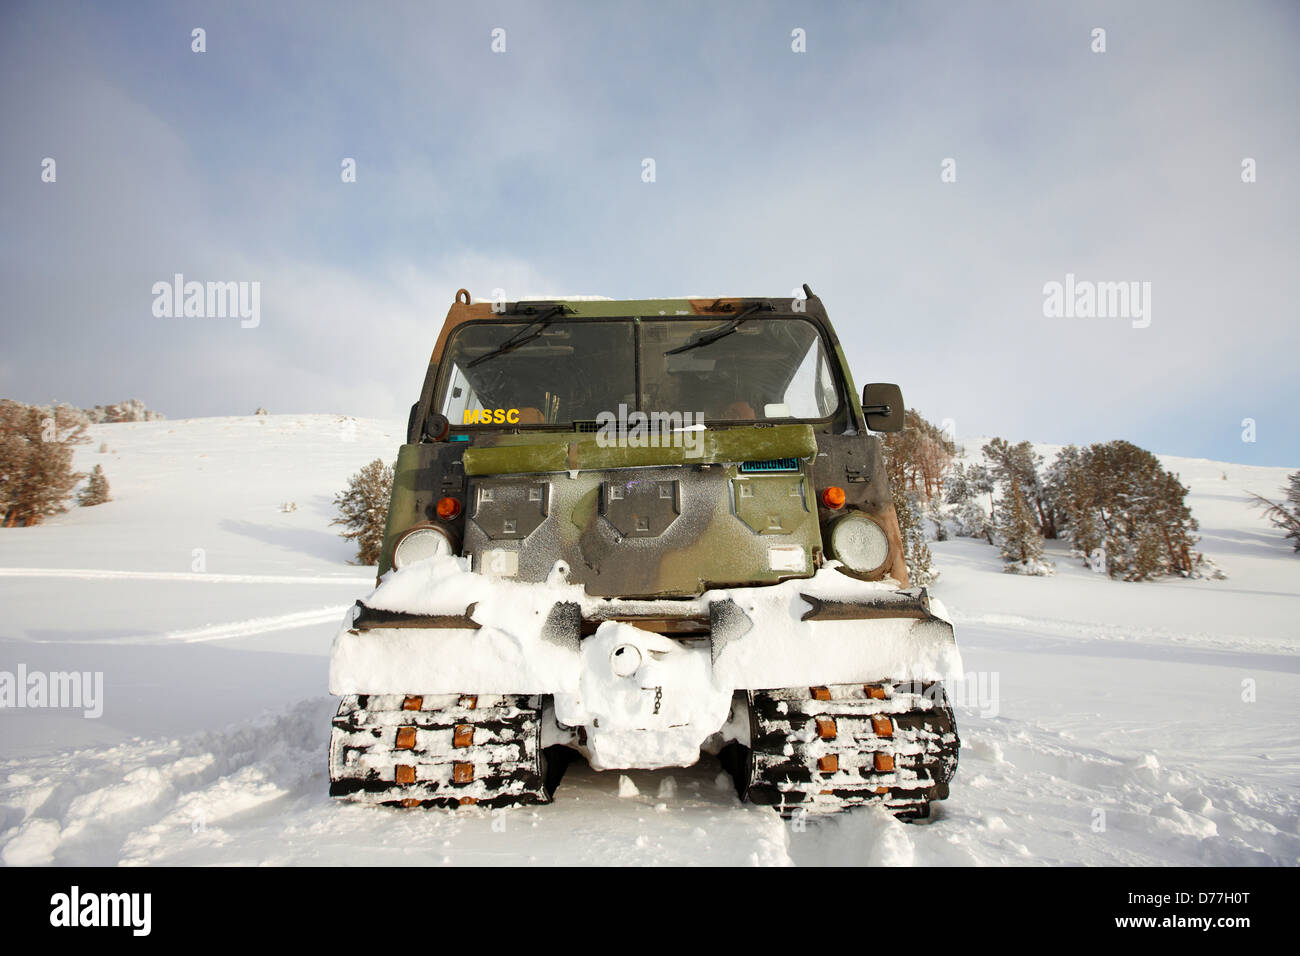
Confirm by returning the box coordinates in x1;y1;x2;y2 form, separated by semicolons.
828;514;890;574
393;526;455;568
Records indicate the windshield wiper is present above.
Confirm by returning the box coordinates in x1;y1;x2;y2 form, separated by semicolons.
664;303;769;356
467;305;568;368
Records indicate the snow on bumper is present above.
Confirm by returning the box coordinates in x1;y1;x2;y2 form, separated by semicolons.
329;556;962;697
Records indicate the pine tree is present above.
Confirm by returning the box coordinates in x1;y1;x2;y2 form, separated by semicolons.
967;463;994;509
879;409;956;502
78;464;111;506
878;409;958;584
1046;440;1200;580
943;461;991;538
966;463;995;542
0;401;89;526
1250;472;1300;553
332;459;394;565
945;462;971;505
926;495;949;541
1046;445;1101;557
983;437;1056;538
892;483;935;585
996;476;1051;574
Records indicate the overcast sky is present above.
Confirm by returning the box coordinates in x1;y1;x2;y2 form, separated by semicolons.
2;0;1297;465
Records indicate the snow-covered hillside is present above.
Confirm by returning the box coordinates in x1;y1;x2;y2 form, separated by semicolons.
0;416;1296;866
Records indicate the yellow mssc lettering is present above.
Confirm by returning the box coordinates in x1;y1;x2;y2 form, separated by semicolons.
462;409;522;425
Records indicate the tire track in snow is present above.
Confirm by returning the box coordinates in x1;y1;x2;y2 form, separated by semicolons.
0;568;373;585
951;609;1299;657
97;606;353;644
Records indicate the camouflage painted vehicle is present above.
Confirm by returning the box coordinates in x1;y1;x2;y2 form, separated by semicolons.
329;286;961;819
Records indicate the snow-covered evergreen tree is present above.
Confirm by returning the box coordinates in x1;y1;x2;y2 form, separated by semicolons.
944;462;992;539
1047;440;1201;580
984;437;1056;538
878;409;958;583
926;495;949;541
967;463;994;501
889;481;935;585
945;462;971;505
1046;445;1100;557
997;476;1053;575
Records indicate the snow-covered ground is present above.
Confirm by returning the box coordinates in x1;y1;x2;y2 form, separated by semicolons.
0;416;1296;866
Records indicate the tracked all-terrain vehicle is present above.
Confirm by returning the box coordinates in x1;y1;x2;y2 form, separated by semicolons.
329;286;961;819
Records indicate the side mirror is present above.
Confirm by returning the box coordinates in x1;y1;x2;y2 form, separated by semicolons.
410;403;450;443
861;383;905;432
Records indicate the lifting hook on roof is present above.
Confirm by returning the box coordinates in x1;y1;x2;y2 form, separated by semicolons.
455;288;471;305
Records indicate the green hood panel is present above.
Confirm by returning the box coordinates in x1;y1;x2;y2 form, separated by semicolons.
462;424;817;476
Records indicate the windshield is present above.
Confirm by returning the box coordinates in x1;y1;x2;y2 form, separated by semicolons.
437;317;840;426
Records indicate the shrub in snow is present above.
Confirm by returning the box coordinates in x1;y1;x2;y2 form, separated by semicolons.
1251;472;1300;553
0;400;89;526
84;399;163;423
332;459;393;565
78;464;111;507
1003;558;1056;576
952;498;992;540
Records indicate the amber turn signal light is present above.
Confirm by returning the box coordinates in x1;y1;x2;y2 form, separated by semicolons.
436;497;461;519
821;486;846;509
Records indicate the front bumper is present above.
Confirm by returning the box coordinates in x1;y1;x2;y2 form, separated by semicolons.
329;557;961;697
330;556;960;770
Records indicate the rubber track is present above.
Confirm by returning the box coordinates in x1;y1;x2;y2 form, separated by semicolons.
329;693;550;809
743;681;960;820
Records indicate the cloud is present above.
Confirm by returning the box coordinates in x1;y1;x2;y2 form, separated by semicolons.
1;0;1296;464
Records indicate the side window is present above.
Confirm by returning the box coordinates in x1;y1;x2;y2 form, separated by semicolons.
440;363;486;425
815;344;838;416
780;335;835;418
